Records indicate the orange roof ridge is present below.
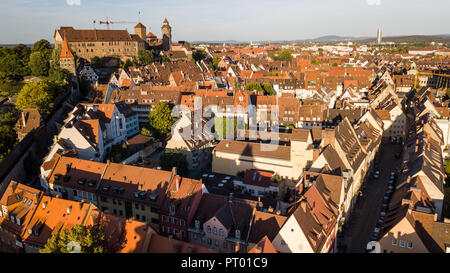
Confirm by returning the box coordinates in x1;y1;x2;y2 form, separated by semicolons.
60;36;74;59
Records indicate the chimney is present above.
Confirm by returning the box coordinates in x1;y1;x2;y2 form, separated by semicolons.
235;241;240;253
254;246;262;253
22;112;26;127
175;175;180;192
322;128;336;148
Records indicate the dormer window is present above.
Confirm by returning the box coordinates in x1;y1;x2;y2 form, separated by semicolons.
169;203;176;214
195;220;200;229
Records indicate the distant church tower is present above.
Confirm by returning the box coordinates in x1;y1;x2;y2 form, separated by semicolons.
161;18;172;51
134;22;146;40
60;36;76;76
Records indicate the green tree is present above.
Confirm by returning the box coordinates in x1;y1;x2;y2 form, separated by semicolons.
29;51;49;76
48;65;69;83
245;82;264;92
16;80;63;114
137;49;154;65
0;125;17;158
269;50;293;61
122;59;134;70
14;44;31;62
262;83;275;95
0;113;18;127
141;126;152;137
159;150;188;176
51;46;62;66
90;56;103;69
278;50;293;61
40;224;105;253
208;57;221;70
79;76;93;97
192;49;207;62
31;39;52;59
0;48;30;78
332;62;338;67
148;102;177;137
311;59;320;65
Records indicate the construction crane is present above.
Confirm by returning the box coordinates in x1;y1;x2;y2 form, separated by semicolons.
414;71;450;89
97;17;136;30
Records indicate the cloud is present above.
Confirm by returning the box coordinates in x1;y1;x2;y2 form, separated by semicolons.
366;0;381;5
66;0;81;6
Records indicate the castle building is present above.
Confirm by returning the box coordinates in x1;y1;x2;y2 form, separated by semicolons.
54;26;147;61
161;18;172;51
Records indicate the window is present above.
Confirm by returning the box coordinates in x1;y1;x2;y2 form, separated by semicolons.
151;217;158;224
167;227;172;234
174;218;178;225
207;226;211;233
219;229;224;237
142;215;146;222
135;203;139;210
281;240;286;246
119;210;123;216
113;209;117;215
141;204;145;211
136;214;140;220
180;220;185;227
207;238;212;245
100;196;108;202
113;199;117;205
223;242;227;249
215;240;219;247
392;238;398;245
407;242;413;249
399;240;405;247
162;216;167;222
213;227;217;235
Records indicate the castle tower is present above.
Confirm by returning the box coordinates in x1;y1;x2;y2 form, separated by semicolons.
161;18;172;51
60;36;76;76
134;22;146;40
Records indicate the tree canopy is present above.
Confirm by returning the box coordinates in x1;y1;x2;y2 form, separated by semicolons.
245;82;275;95
192;49;207;62
29;51;49;76
137;49;154;66
40;224;105;253
148;102;177;137
269;50;293;61
16;80;64;114
159;150;188;176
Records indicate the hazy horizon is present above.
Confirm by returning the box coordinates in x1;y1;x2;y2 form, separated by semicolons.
1;0;449;44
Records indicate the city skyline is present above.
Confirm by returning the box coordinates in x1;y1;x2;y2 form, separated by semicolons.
1;0;450;44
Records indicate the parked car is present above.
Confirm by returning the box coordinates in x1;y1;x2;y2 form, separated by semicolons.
374;227;380;236
373;171;380;179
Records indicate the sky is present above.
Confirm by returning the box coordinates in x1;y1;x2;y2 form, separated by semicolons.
0;0;449;44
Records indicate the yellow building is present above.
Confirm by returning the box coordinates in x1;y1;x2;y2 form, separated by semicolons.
54;25;147;61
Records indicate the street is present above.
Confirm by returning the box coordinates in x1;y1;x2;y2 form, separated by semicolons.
340;142;403;253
